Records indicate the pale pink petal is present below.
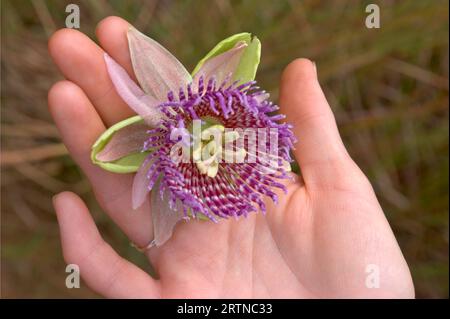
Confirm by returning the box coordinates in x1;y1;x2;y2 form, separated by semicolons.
151;184;184;247
193;41;248;88
104;53;161;127
128;27;192;101
132;157;154;209
96;122;149;162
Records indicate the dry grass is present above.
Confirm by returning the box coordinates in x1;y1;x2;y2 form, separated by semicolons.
1;0;448;298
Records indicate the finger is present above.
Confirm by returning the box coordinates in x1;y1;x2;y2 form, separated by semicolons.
53;191;160;298
48;28;134;126
279;59;353;185
96;16;135;79
48;81;153;248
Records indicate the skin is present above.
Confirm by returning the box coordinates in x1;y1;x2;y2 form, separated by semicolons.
48;16;414;298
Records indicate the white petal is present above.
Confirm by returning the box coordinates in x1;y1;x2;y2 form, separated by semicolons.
128;27;192;100
132;157;154;209
96;121;149;162
151;184;184;247
193;41;247;88
104;53;162;127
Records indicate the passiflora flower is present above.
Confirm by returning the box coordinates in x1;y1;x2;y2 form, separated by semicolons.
91;28;296;247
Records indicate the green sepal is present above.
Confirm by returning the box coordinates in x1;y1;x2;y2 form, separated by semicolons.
91;115;149;173
192;32;261;84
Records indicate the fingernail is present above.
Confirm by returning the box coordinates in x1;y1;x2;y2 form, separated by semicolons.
312;61;317;76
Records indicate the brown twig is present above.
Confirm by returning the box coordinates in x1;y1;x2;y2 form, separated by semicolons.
1;144;68;166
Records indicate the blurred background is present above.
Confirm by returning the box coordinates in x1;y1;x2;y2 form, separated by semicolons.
1;0;448;298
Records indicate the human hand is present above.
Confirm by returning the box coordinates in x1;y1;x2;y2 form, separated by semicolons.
48;16;414;298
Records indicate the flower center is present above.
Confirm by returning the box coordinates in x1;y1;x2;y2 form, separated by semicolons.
192;122;245;178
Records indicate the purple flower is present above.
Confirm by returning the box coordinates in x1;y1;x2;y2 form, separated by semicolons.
91;28;295;246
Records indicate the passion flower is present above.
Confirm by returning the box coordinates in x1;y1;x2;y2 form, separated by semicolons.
91;28;295;246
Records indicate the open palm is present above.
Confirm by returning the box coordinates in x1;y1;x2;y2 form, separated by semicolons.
48;17;414;298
